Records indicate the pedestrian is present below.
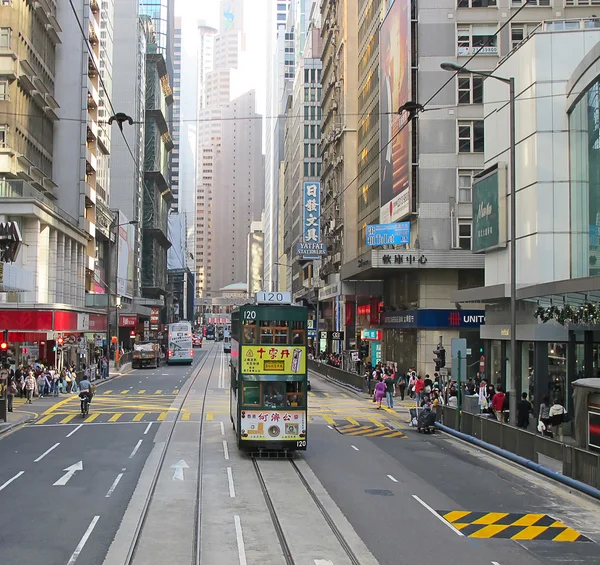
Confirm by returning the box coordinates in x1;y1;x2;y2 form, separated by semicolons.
374;379;386;410
24;371;36;403
517;392;532;429
414;374;425;407
397;373;406;401
384;370;395;409
549;398;567;441
6;374;16;412
491;387;506;422
539;394;551;436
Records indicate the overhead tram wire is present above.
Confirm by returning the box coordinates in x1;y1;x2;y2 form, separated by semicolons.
315;0;535;227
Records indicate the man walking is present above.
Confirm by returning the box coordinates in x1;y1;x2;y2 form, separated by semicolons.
384;370;395;409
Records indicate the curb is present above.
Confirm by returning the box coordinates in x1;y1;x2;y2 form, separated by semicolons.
435;422;600;502
0;413;37;436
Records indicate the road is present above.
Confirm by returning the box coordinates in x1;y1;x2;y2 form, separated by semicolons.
0;345;206;565
304;372;600;565
1;343;598;565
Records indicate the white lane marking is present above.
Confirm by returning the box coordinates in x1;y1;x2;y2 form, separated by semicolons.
66;515;100;565
171;459;189;481
227;466;236;497
387;474;398;483
34;442;60;462
234;515;247;565
220;421;225;436
105;473;124;497
0;471;24;492
66;425;83;438
129;439;143;459
491;562;501;565
223;440;229;460
143;422;152;435
351;445;359;451
315;561;335;565
327;425;333;430
412;494;464;537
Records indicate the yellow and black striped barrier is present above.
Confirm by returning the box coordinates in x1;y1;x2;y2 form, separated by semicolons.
334;424;406;438
439;511;591;542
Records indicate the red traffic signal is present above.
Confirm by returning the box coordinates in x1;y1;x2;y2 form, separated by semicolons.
0;342;8;351
57;337;64;346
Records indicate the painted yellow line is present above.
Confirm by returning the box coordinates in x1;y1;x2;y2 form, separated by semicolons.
552;527;582;542
322;415;336;425
42;394;78;415
346;428;374;436
470;524;511;539
387;431;407;438
511;514;545;527
155;390;162;394
308;392;315;397
345;417;360;426
322;392;331;397
181;412;191;421
340;393;349;398
172;389;179;395
205;412;214;421
120;390;129;395
109;413;123;422
84;413;99;423
133;413;145;422
35;414;55;425
60;415;77;424
158;412;167;421
364;429;392;437
138;390;146;394
103;390;112;395
368;418;385;428
472;512;509;525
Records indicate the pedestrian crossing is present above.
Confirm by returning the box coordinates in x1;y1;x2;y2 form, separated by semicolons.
334;423;407;439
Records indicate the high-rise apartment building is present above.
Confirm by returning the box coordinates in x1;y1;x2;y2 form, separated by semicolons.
54;0;113;293
170;17;181;212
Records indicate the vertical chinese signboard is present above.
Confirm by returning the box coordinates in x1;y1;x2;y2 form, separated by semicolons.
297;181;326;260
150;308;160;331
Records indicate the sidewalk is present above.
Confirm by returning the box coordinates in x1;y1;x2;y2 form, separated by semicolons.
0;364;132;436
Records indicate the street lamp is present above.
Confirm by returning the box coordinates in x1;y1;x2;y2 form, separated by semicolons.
106;216;138;361
441;62;517;426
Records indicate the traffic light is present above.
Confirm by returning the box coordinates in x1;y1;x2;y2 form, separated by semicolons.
57;337;64;346
433;345;446;371
0;340;8;364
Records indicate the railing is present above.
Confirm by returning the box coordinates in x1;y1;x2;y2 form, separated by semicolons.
308;359;365;391
438;406;600;490
116;351;133;370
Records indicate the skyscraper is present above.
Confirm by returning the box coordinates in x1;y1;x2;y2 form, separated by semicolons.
170;17;182;213
195;0;263;297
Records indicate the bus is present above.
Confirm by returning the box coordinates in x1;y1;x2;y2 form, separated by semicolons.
230;292;308;455
205;324;215;340
167;322;194;365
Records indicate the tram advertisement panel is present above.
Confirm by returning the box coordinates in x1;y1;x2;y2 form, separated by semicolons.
241;345;306;374
240;410;307;442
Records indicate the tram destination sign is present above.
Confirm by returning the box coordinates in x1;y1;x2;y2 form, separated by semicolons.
256;291;292;305
242;345;306;375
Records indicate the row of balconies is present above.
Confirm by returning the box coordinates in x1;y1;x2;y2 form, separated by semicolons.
18;58;60;121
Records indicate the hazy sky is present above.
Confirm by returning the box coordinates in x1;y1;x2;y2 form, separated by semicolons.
174;0;269;116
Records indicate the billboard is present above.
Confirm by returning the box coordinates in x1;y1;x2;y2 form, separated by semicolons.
241;345;306;374
117;214;134;299
240;410;306;442
366;222;410;246
300;181;322;260
472;163;507;253
221;0;243;33
379;0;411;224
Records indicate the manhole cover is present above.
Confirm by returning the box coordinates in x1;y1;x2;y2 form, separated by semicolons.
364;489;394;496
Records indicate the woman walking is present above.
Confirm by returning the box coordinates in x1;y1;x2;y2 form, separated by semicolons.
374;379;386;410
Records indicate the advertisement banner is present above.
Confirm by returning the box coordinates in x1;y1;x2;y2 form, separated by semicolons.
379;0;411;224
472;164;507;253
240;410;307;442
301;182;322;260
116;213;134;299
150;308;160;330
366;222;410;246
241;345;306;374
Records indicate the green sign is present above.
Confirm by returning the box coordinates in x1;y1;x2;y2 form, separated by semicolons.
472;165;506;253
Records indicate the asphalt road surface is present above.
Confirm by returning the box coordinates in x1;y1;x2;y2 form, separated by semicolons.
0;347;206;565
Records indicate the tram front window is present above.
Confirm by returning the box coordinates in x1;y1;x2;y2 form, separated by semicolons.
262;381;305;408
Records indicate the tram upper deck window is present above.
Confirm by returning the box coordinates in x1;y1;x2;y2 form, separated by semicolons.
259;320;288;344
290;321;306;345
242;322;257;344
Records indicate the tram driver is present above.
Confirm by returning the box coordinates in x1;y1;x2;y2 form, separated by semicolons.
263;383;284;407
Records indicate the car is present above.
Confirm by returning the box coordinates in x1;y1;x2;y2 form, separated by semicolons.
192;336;202;348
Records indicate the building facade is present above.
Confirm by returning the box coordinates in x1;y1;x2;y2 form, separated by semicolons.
170;17;181;212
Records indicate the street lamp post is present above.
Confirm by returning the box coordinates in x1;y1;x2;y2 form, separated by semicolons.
106;215;138;364
441;62;517;425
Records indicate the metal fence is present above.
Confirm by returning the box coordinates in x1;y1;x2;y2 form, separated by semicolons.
438;406;600;490
308;359;365;391
116;351;133;370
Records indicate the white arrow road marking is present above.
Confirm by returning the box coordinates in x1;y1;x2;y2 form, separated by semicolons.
171;459;189;481
66;515;100;565
314;560;335;565
53;461;83;486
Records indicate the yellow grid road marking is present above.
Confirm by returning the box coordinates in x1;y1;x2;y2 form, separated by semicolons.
36;415;55;425
138;390;146;394
345;417;359;426
443;511;471;523
133;413;145;422
470;525;511;538
172;389;179;394
322;415;336;425
181;412;191;421
84;413;99;423
206;413;214;421
510;526;549;541
552;528;583;542
158;412;167;421
368;418;385;428
108;413;123;422
103;390;112;395
60;415;77;424
155;390;162;394
120;390;129;395
472;512;509;525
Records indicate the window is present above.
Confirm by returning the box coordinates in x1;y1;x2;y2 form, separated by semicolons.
512;0;549;5
457;0;496;5
304;105;309;120
0;80;8;101
304;87;309;102
458;120;484;153
510;23;538;50
304;143;309;158
458;170;479;202
0;125;8;147
458;74;483;104
457;24;498;56
0;28;10;49
458;221;472;250
243;323;257;344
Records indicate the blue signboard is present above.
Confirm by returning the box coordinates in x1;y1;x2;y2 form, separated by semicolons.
301;181;322;259
366;222;411;246
380;310;485;329
371;341;382;364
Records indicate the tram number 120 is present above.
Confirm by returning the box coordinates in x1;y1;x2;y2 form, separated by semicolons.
296;440;306;448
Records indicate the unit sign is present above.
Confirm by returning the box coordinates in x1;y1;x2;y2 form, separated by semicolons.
255;291;292;305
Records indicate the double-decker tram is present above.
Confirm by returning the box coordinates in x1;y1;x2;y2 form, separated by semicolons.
230;292;308;456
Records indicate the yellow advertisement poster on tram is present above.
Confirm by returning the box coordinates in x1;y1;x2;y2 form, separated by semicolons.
240;410;307;442
241;345;306;374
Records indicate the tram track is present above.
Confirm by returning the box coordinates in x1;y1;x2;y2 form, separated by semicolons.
253;456;362;565
123;343;220;565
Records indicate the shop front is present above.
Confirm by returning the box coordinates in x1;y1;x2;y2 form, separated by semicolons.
0;308;107;369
